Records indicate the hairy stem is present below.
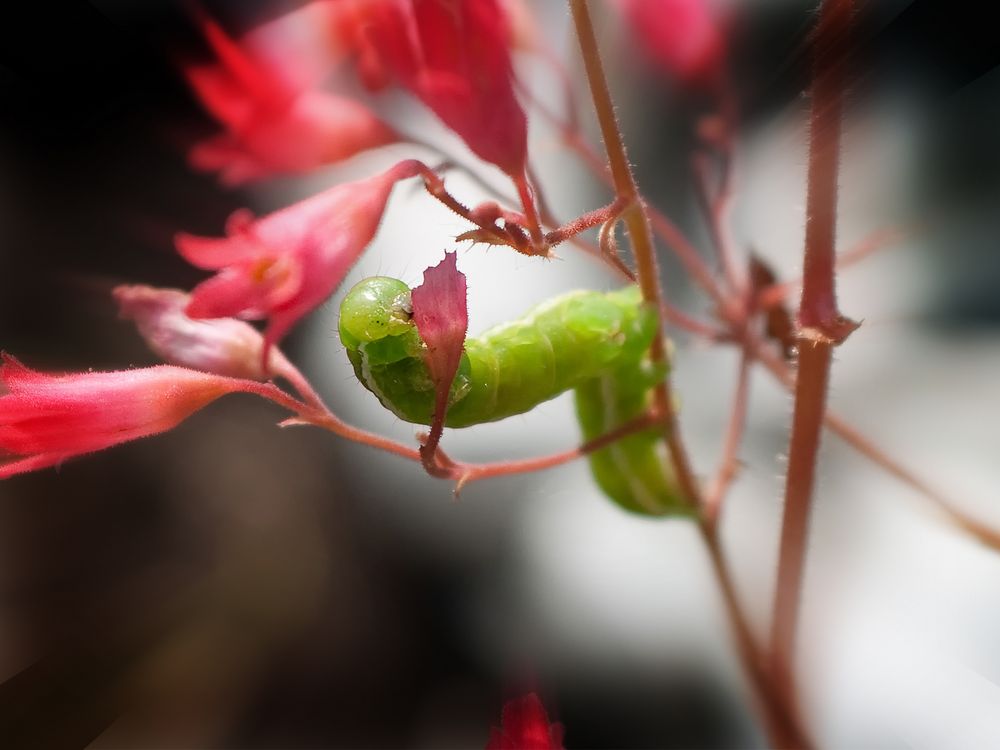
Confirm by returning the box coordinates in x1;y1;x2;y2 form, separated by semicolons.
698;523;812;748
569;0;700;506
568;2;808;746
753;342;1000;553
704;347;753;528
771;0;855;713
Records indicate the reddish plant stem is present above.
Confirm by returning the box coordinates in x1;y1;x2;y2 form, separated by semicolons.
751;341;1000;553
568;3;810;747
698;523;812;749
409;147;724;340
568;0;700;507
693;151;743;295
704;347;753;528
758;226;907;309
527;1;998;564
513;169;545;247
544;196;630;247
523;80;732;314
264;365;671;492
770;0;855;712
770;341;833;704
453;409;664;489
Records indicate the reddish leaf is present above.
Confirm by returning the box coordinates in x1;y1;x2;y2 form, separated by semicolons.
410;252;468;466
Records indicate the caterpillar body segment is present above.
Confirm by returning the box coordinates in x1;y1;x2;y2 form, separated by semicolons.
339;278;684;516
574;362;685;516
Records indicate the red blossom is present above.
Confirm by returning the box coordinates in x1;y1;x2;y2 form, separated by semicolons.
182;5;397;185
486;693;565;750
616;0;725;85
410;251;468;466
0;355;259;479
339;0;529;176
114;284;291;380
176;160;421;369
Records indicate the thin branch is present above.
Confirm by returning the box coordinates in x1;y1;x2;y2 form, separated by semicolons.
770;0;855;713
752;341;1000;553
704;347;753;528
758;226;908;309
451;409;664;491
568;0;701;507
692;151;743;295
697;522;812;748
568;2;809;747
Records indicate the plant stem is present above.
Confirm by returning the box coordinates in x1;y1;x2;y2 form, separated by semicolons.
568;0;700;507
752;341;1000;553
704;347;753;528
770;0;855;712
698;524;811;748
568;3;810;746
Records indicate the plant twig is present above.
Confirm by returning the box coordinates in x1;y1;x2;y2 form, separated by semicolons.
758;226;908;309
568;3;810;747
698;523;812;749
568;0;700;506
752;341;1000;553
704;346;753;528
770;0;856;713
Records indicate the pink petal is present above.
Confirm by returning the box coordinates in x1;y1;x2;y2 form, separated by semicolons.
411;252;467;449
175;228;261;270
0;453;72;480
362;0;528;176
190;3;291;111
114;284;284;380
177;160;421;363
188;134;277;186
0;362;262;479
182;61;256;129
186;258;303;321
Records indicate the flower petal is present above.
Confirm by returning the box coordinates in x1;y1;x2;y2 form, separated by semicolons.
114;284;285;380
410;252;467;460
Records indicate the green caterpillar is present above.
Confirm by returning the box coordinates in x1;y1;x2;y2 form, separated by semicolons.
339;278;686;516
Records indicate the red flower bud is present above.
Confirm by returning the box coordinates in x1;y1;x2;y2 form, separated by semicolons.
114;284;290;380
176;160;421;368
338;0;529;176
183;5;397;185
486;693;565;750
0;355;258;479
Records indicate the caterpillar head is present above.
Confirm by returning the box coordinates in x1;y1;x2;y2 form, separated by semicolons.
339;277;423;364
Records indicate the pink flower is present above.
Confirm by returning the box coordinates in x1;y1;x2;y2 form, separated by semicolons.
410;252;468;463
176;160;421;367
183;5;397;185
339;0;529;176
486;693;565;750
616;0;725;85
0;355;258;479
114;284;291;380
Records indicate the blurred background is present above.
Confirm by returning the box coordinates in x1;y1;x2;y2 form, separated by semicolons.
1;0;999;747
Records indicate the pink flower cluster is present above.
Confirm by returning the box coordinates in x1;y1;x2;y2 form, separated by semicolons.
1;0;725;502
